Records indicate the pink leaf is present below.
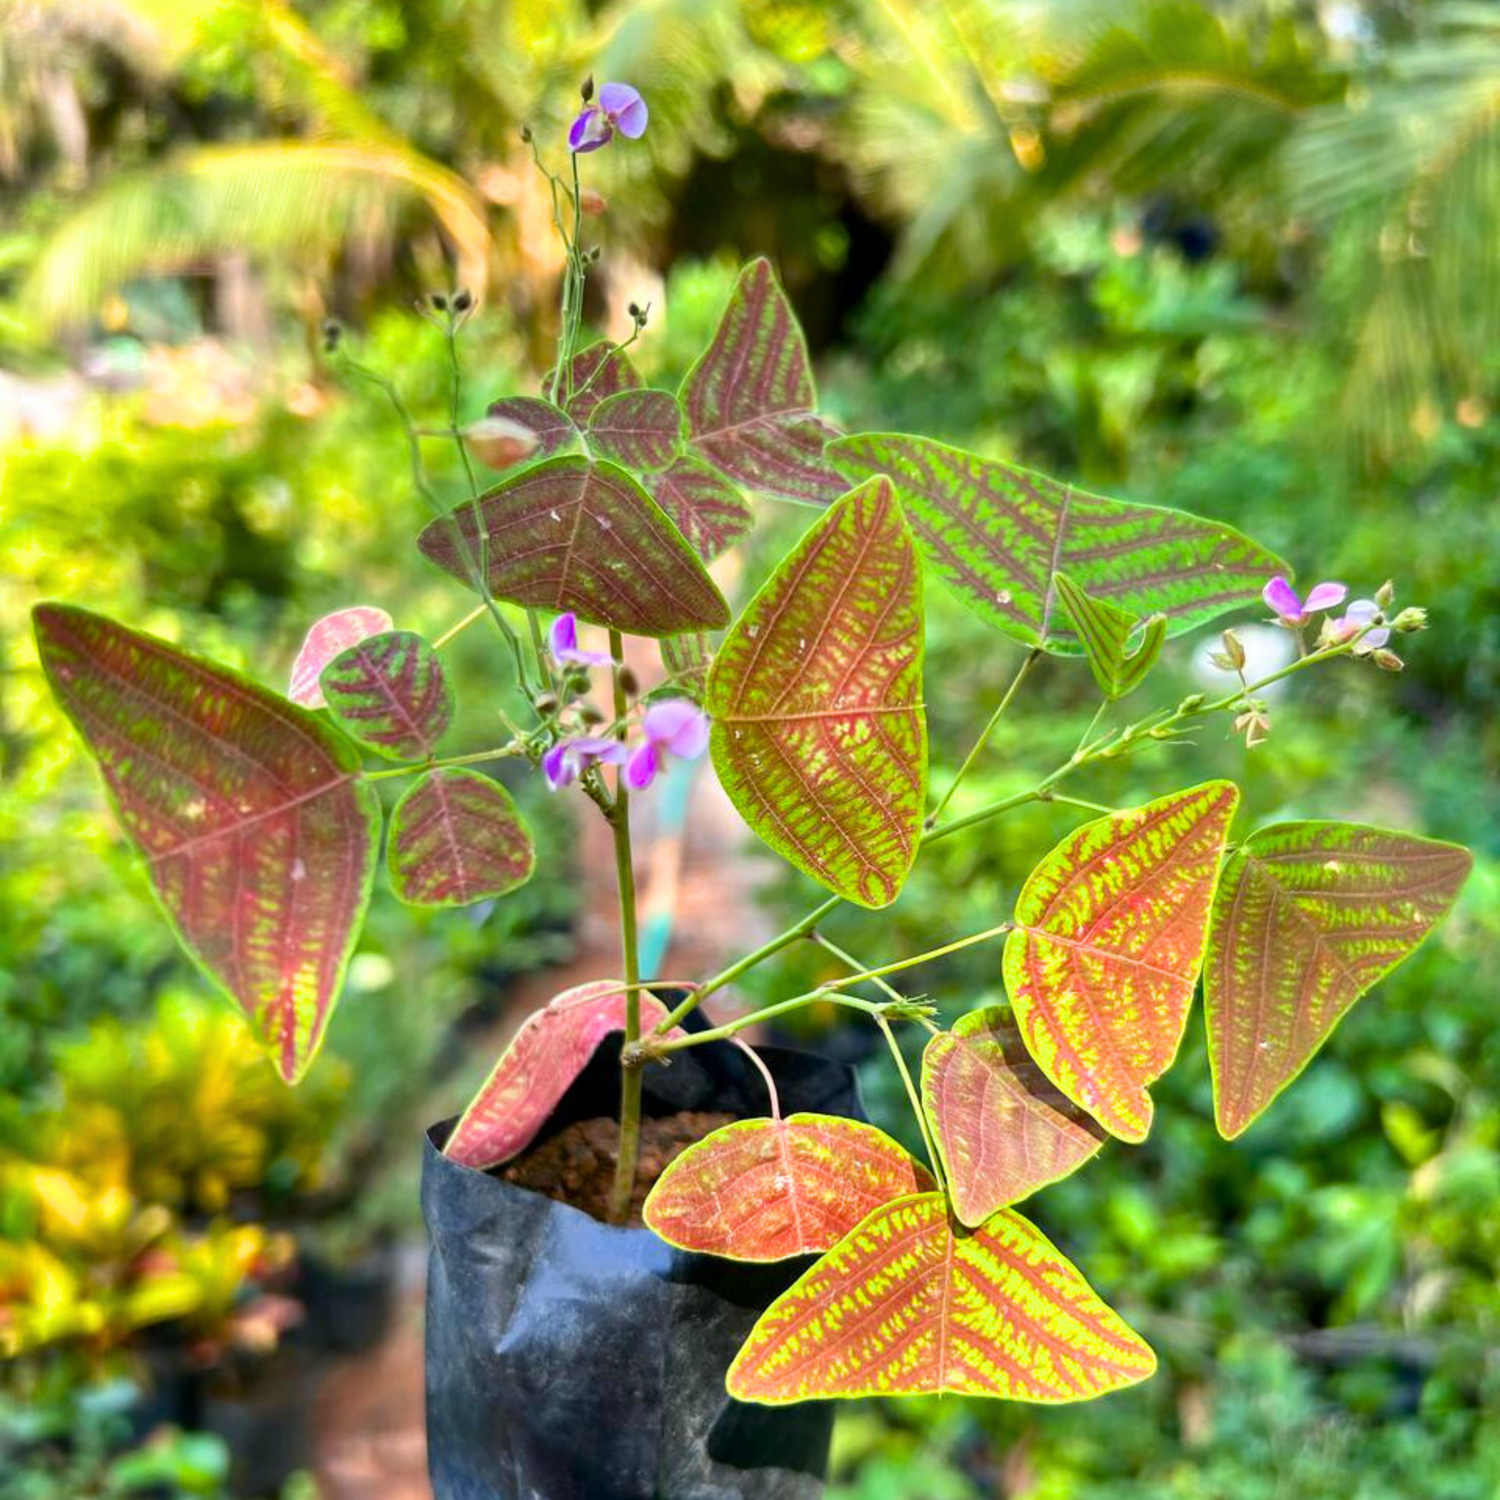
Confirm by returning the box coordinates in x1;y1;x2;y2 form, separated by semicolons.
288;606;393;708
388;768;535;907
444;982;684;1169
647;455;753;563
587;389;681;471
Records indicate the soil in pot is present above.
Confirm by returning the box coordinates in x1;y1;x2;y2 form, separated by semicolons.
499;1110;734;1224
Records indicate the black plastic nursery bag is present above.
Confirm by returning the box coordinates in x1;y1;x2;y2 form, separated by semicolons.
423;1041;859;1500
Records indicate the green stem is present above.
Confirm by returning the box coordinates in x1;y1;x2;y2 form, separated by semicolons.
606;630;643;1224
875;1013;946;1191
926;647;1041;828
810;932;907;1004
651;990;889;1053
362;743;523;781
816;923;1014;991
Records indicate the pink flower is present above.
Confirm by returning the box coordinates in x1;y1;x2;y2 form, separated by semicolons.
569;83;648;154
1263;576;1347;627
624;699;709;791
1330;599;1391;653
542;736;627;790
548;612;614;669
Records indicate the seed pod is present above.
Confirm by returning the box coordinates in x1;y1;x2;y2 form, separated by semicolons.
452;289;474;313
428;292;449;312
618;666;640;697
534;693;559;716
520;123;533;143
1373;649;1405;672
577;703;607;726
1220;629;1247;671
581;75;595;103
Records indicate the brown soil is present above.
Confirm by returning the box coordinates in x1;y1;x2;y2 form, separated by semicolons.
500;1110;735;1226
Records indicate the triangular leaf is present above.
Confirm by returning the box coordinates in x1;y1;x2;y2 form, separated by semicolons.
482;396;579;461
33;604;380;1083
319;630;452;761
388;767;534;907
830;433;1287;654
923;1006;1107;1227
1205;822;1472;1139
544;341;642;422
416;455;730;637
1053;573;1166;700
647;455;753;562
288;606;393;708
681;258;845;506
727;1193;1155;1402
587;389;681;472
1003;781;1240;1142
443;982;685;1170
706;477;927;909
643;1114;934;1261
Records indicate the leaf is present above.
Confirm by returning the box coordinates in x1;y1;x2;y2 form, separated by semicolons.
387;768;534;908
643;1114;934;1261
416;456;730;637
829;433;1287;654
680;258;845;506
706;477;927;909
726;1193;1155;1402
923;1006;1107;1227
482;397;579;461
1003;782;1240;1142
33;604;380;1084
1205;822;1472;1140
647;455;754;563
659;632;712;703
444;982;683;1170
318;630;452;761
288;606;393;708
543;341;643;423
1052;573;1166;700
587;389;681;472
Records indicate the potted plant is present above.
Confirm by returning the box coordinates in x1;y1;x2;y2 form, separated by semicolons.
30;79;1472;1500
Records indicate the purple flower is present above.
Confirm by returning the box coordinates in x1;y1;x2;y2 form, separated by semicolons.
1263;576;1347;627
624;699;709;791
1331;598;1391;652
542;736;627;790
548;612;614;668
568;83;648;154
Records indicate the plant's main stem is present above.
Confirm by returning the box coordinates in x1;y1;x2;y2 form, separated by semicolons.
606;629;644;1224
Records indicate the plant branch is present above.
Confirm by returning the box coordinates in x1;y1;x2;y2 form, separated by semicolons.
926;647;1041;827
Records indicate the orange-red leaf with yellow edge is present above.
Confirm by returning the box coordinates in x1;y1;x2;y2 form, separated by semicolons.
727;1192;1155;1403
706;476;927;909
1003;781;1239;1143
443;982;685;1170
643;1114;933;1261
922;1006;1107;1226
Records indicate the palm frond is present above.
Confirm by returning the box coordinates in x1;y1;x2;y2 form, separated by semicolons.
25;141;490;329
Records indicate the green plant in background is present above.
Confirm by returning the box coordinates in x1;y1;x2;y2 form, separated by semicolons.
23;74;1472;1427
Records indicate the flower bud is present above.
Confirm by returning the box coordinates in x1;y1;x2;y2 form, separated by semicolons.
462;414;539;471
1373;649;1405;672
452;288;473;312
427;291;448;312
630;300;651;330
1375;579;1396;610
1177;694;1205;712
1392;607;1428;634
534;693;559;716
520;123;533;143
320;318;341;351
581;75;595;103
577;703;606;726
1220;629;1246;671
618;666;640;698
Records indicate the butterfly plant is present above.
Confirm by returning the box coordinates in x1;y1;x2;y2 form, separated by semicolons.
32;80;1469;1410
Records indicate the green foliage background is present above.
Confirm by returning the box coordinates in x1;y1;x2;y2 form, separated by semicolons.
2;0;1499;1495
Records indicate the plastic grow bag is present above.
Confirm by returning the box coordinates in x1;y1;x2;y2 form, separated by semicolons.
423;1039;859;1500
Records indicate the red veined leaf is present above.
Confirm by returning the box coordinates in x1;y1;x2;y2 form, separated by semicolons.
543;341;643;422
830;433;1286;654
33;604;380;1083
1205;822;1472;1139
387;767;534;907
1052;573;1166;700
416;455;730;637
643;1114;934;1261
922;1006;1107;1227
680;258;845;506
318;631;452;761
647;455;753;562
443;981;686;1169
586;389;681;471
727;1193;1155;1403
659;631;711;703
288;606;393;708
706;476;927;909
481;397;579;462
1003;782;1240;1143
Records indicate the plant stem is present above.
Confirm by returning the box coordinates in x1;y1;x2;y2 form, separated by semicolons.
926;647;1041;827
875;1013;946;1190
432;604;486;649
809;932;907;1004
651;990;889;1052
362;743;523;780
606;630;643;1224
